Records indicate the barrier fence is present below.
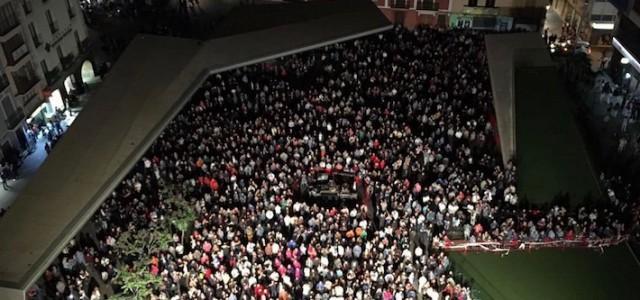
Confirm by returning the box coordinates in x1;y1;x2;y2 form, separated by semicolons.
441;235;630;253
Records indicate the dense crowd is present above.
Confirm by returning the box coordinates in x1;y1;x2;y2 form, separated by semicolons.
35;26;640;300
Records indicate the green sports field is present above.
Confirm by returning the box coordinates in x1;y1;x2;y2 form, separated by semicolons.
451;65;640;300
515;67;601;205
449;244;640;300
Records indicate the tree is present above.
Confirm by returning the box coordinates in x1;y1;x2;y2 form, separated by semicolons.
112;225;172;299
112;262;163;300
113;226;172;259
167;196;197;243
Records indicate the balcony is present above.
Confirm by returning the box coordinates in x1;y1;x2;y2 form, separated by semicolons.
5;107;25;130
13;74;40;95
22;0;33;15
48;21;59;34
45;66;60;86
417;0;439;10
2;34;29;66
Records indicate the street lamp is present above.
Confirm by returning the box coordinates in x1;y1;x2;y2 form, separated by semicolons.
625;73;632;79
621;57;630;65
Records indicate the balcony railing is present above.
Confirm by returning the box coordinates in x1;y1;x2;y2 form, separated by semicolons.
390;0;409;8
45;66;60;85
23;0;33;14
5;107;25;129
13;74;39;95
3;34;28;66
417;0;439;10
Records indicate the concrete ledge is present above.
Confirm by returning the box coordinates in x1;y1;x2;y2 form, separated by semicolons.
484;32;553;165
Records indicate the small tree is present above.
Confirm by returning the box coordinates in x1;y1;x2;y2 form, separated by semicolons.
167;196;197;243
114;226;172;259
113;262;163;300
112;226;171;299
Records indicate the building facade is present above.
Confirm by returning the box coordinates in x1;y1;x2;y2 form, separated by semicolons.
608;0;640;94
375;0;547;31
0;0;88;160
549;0;618;46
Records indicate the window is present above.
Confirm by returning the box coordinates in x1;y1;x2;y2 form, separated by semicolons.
40;60;47;73
486;0;495;7
66;0;75;18
2;33;28;66
56;46;64;63
2;96;16;119
74;30;82;52
28;23;40;47
0;2;19;35
22;0;32;14
591;14;616;22
46;10;58;34
0;71;8;91
468;0;477;6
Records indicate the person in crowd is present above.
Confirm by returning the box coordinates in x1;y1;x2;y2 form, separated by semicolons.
35;26;640;300
1;163;9;191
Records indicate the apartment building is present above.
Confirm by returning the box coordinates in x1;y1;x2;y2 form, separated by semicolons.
375;0;547;30
0;0;89;159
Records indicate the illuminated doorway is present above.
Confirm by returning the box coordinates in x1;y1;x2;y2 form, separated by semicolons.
81;60;97;84
64;75;75;94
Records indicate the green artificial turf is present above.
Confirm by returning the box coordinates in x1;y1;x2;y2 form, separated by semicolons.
449;244;640;300
515;67;601;206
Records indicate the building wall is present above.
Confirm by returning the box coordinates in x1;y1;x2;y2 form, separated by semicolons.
450;0;547;12
0;0;88;154
378;0;546;29
24;0;88;81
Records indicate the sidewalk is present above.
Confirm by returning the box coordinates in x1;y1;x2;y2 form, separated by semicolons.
0;120;72;213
